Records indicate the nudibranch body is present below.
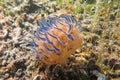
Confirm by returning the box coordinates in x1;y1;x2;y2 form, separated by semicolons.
31;14;83;65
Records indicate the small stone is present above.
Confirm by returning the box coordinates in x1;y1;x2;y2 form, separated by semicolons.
86;43;93;48
82;19;92;24
33;75;43;80
75;49;81;53
7;78;14;80
0;70;5;75
2;60;7;66
27;61;35;71
109;58;117;68
0;14;4;19
4;73;10;79
15;69;24;77
113;64;120;70
0;78;4;80
7;58;26;71
0;6;4;11
92;70;106;80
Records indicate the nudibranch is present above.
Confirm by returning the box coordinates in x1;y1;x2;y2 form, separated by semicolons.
30;14;83;65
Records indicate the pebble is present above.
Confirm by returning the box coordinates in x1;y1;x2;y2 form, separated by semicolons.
82;19;92;24
33;75;43;80
0;69;5;75
2;60;7;66
0;78;4;80
15;69;24;77
27;61;35;71
86;43;93;48
0;14;4;19
0;6;4;11
4;73;10;79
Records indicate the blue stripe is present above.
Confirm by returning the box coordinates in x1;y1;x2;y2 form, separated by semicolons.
54;27;66;34
30;42;39;47
60;14;76;24
47;32;62;44
67;34;74;41
67;24;73;33
71;17;76;23
39;17;47;27
54;27;74;41
57;20;73;33
56;19;68;26
60;14;70;22
43;42;56;53
36;55;41;60
38;49;44;54
39;18;53;32
45;33;60;51
49;17;62;27
34;32;46;41
31;48;37;54
37;28;45;35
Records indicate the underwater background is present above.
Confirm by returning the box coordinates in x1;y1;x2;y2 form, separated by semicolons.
0;0;120;80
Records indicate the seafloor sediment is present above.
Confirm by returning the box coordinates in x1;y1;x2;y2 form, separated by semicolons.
0;0;120;80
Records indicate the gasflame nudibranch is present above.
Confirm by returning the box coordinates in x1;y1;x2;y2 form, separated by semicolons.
30;14;83;65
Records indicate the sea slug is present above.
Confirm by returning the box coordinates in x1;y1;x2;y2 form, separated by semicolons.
30;14;83;65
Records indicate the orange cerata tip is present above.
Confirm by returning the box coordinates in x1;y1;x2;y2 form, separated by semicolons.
30;14;83;65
